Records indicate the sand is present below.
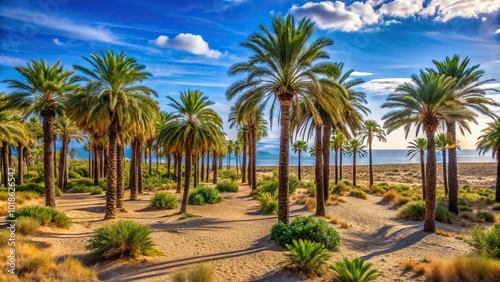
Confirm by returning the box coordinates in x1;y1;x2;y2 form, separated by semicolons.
10;162;500;281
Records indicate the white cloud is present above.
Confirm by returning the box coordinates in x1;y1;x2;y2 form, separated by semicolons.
420;0;500;22
53;38;65;46
383;19;401;26
358;78;412;94
495;29;500;34
379;0;424;18
0;55;25;67
351;71;374;76
150;33;222;58
0;8;124;45
481;17;487;22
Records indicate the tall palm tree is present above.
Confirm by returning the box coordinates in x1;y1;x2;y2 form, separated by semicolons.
476;118;500;202
54;115;84;189
345;138;367;187
359;120;386;187
430;55;498;214
382;70;457;232
330;130;345;184
435;133;449;195
233;140;242;174
0;111;29;187
407;138;427;198
4;59;75;207
292;140;307;180
71;50;157;219
159;90;223;214
227;14;339;223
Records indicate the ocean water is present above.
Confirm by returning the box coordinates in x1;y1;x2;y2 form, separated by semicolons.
66;147;494;167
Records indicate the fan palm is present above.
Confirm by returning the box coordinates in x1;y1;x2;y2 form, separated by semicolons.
70;50;157;219
3;59;75;207
382;70;457;232
54;115;84;189
292;140;308;180
345;138;367;187
407;138;427;198
435;133;449;195
309;146;316;157
358;120;386;187
476;118;500;202
227;14;339;223
430;55;498;214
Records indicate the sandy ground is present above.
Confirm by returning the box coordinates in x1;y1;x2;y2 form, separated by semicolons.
7;162;499;281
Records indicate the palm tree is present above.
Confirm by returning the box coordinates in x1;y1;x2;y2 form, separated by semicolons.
476;118;500;202
430;55;498;214
69;148;77;159
233;140;242;174
345;138;367;187
407;138;427;198
4;59;75;207
382;70;457;232
330;130;345;184
71;50;157;219
54;115;83;189
0;111;29;187
292;140;307;180
309;145;316;157
159;90;223;214
359;120;386;187
227;14;339;223
435;133;449;195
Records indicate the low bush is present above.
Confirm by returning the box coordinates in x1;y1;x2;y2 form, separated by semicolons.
13;206;71;228
18;191;40;201
87;220;157;260
332;182;352;195
151;192;178;209
218;169;239;181
492;203;500;211
188;186;222;205
477;211;496;223
329;257;379;282
67;178;94;189
98;178;107;190
17;183;44;194
17;216;41;235
270;216;341;251
172;263;214;282
424;257;500;282
349;189;368;200
215;179;238;192
467;224;500;259
461;211;484;223
284;239;331;276
89;187;103;195
253;173;298;196
256;192;278;215
435;205;457;224
397;201;425;220
68;170;81;179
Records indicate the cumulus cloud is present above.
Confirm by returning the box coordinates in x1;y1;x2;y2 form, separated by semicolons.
351;71;374;76
150;33;221;58
0;55;26;67
378;0;424;18
495;29;500;34
420;0;500;22
53;38;65;46
358;78;412;94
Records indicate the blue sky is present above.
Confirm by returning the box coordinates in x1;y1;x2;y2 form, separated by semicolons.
0;0;499;151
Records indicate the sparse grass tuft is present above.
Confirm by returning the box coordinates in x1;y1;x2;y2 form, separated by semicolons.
349;189;367;200
435;229;454;237
492;203;500;211
477;211;496;223
256;192;278;215
424;257;500;282
401;258;416;270
305;198;317;212
16;216;41;235
172;263;214;282
179;213;201;220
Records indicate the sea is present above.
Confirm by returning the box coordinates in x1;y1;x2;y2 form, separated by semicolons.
65;147;494;167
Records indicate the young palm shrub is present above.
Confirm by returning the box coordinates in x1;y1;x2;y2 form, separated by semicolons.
284;239;331;276
215;179;239;192
329;257;379;282
151;192;179;209
13;206;71;228
87;220;158;260
256;191;278;215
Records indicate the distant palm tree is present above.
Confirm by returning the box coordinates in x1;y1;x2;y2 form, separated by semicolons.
0;110;29;187
227;140;234;169
309;145;316;157
69;148;77;159
292;140;308;180
233;140;242;174
330;130;345;184
430;55;498;214
345;138;367;187
435;133;449;195
383;70;457;232
227;14;339;223
476;118;500;202
55;115;83;189
359;120;386;187
4;59;75;207
407;138;428;198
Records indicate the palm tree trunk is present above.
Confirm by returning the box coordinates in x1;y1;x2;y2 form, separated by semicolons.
368;142;373;187
277;100;291;223
43;114;56;207
322;124;331;201
176;153;182;193
104;117;118;219
235;152;239;174
339;151;343;180
116;143;125;209
213;151;218;184
93;144;98;186
88;151;92;180
167;153;171;180
53;136;57;180
103;148;107;178
129;138;138;200
137;143;143;194
17;144;23;185
315;125;325;216
2;142;8;188
424;129;437;232
251;124;257;190
496;152;500;203
420;150;426;200
148;146;152;176
201;152;205;182
61;140;69;189
298;150;302;181
353;149;357;187
156;150;159;175
180;131;194;214
219;156;222;170
447;121;458;214
58;140;65;189
334;149;338;184
247;129;253;187
442;149;448;196
242;132;247;183
206;152;210;183
193;154;199;188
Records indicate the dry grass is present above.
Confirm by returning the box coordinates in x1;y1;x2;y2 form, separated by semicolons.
424;257;500;282
173;263;214;282
340;221;352;229
401;258;416;270
296;194;309;204
324;214;351;229
305;198;317;212
435;229;455;237
492;203;500;211
381;191;410;206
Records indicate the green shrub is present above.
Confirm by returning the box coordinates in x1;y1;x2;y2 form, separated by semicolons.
87;220;157;260
288;174;299;195
68;170;81;179
215;179;238;192
67;178;95;188
270;216;341;251
17;183;44;194
0;191;8;200
350;189;367;200
459;205;473;212
329;257;379;282
69;185;88;193
477;211;496;223
188;186;222;205
467;224;500;259
13;206;71;228
461;211;484;223
173;263;214;282
98;178;107;190
435;205;457;224
397;201;425;220
218;169;239;180
151;192;178;209
55;187;63;197
284;239;331;276
89;187;103;195
253;174;298;196
256;191;278;215
332;182;351;195
18;191;40;201
16;216;41;235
